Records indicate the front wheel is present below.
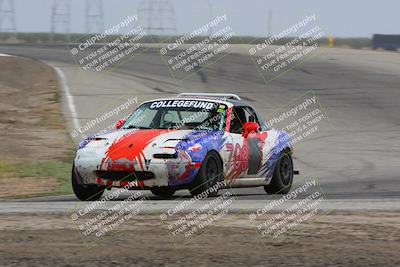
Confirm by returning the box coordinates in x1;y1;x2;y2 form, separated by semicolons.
72;165;105;201
264;150;293;194
189;151;223;197
150;187;176;198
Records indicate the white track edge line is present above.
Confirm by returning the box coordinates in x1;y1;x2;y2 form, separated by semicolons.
45;62;80;131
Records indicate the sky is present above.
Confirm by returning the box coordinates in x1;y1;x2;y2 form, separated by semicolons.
4;0;400;37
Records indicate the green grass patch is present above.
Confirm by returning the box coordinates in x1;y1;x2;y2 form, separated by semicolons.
0;160;73;195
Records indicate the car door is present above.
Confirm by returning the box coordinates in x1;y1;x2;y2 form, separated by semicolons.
242;106;268;177
223;106;249;181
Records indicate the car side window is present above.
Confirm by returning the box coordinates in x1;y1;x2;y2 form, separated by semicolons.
229;106;262;134
230;107;246;134
244;107;260;125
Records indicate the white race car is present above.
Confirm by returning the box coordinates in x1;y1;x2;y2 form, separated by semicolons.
72;93;296;200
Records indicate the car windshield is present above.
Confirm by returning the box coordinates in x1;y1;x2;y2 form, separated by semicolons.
122;100;228;131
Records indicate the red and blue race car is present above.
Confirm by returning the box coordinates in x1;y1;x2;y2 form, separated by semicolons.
72;93;296;200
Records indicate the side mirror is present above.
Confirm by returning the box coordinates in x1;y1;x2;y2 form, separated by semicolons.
243;122;259;138
115;119;126;129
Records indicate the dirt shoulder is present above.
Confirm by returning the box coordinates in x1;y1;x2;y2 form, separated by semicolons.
0;212;399;267
0;56;74;198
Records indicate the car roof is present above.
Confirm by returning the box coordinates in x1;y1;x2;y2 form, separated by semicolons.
176;93;252;107
225;98;252;107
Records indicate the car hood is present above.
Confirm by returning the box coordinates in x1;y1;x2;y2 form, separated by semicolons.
80;129;194;150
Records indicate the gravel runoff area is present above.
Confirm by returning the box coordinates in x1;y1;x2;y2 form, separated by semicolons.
0;212;399;267
0;55;74;198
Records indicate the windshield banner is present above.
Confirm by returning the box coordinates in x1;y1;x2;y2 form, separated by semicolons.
149;100;218;110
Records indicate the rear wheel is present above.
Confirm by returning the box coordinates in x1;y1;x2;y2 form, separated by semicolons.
264;150;293;194
189;151;223;197
72;165;105;201
150;187;176;198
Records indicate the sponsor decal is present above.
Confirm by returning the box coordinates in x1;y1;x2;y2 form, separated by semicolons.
217;104;226;113
149;100;217;110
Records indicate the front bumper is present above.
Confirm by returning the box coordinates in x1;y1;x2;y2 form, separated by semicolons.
74;156;201;188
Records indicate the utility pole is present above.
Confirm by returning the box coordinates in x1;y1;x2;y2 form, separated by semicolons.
267;8;272;37
86;0;104;34
138;0;176;36
0;0;16;40
49;0;71;43
206;0;213;38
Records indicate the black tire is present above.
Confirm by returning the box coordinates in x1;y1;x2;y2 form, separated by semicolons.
72;165;105;201
189;151;223;197
150;187;176;198
264;150;293;194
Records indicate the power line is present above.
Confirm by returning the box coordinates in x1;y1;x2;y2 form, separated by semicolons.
138;0;176;36
49;0;71;43
86;0;104;34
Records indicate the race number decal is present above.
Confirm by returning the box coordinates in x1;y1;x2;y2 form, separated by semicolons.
226;143;249;173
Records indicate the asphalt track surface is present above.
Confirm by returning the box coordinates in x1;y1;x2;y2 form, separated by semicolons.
0;44;399;206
